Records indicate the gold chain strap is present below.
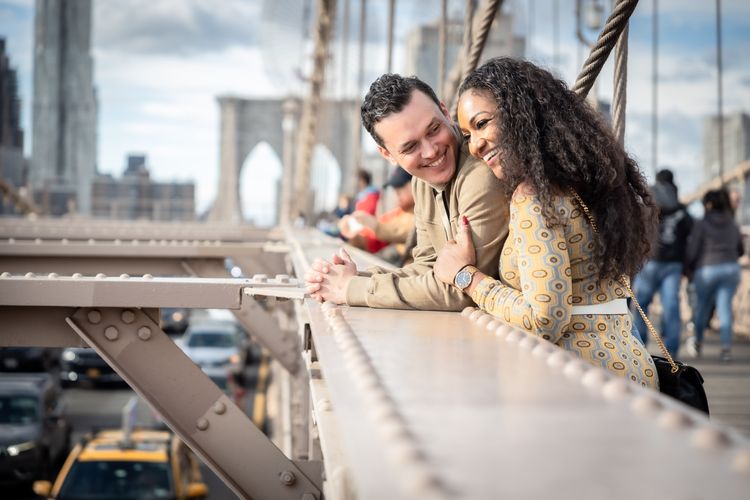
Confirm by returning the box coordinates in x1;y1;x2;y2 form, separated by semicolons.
569;189;679;373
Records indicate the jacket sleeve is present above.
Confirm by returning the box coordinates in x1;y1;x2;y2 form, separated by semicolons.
345;165;508;311
469;191;572;342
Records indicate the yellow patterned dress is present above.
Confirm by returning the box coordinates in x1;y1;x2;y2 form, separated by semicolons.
471;189;658;389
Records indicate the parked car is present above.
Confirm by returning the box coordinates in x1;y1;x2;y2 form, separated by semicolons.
0;373;71;487
59;347;122;386
178;321;249;375
34;428;208;500
160;307;191;335
0;347;60;372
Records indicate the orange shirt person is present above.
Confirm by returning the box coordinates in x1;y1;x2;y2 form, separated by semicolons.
340;167;415;256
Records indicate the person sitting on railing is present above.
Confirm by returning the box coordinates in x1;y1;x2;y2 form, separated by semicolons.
338;167;416;265
305;74;509;310
433;58;659;389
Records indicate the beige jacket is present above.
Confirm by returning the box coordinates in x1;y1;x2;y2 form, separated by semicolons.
345;141;509;310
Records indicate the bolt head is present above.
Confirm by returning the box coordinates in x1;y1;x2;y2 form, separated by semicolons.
279;470;296;486
196;418;209;431
104;326;119;341
87;310;102;324
213;402;227;415
137;326;152;340
121;309;135;324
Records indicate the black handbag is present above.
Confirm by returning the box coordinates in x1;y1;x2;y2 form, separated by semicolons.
570;190;710;415
651;355;709;414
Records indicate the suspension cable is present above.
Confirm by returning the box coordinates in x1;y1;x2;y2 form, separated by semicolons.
293;0;337;219
442;0;475;109
449;0;505;116
612;1;629;146
572;0;639;98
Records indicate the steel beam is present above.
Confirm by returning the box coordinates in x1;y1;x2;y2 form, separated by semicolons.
0;306;85;347
183;260;304;375
65;306;322;500
0;218;282;242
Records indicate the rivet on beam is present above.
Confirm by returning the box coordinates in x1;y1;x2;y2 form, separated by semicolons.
279;470;296;486
104;326;119;341
137;326;152;341
87;310;102;324
691;427;732;451
196;418;209;431
657;409;693;431
121;310;135;324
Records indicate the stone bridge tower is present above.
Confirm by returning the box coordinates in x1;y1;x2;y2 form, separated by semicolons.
208;96;358;224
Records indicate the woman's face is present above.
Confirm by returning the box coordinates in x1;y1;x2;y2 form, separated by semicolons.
457;89;504;179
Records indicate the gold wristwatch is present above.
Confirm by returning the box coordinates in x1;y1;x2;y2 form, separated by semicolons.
453;265;479;291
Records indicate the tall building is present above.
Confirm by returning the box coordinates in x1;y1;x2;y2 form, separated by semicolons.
91;154;196;221
0;38;27;215
703;112;750;180
30;0;97;215
0;38;24;186
404;11;525;94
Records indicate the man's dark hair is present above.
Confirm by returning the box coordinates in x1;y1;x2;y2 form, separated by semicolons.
361;74;441;147
356;168;372;186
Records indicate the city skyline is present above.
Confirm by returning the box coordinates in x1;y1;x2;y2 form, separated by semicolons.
1;0;749;217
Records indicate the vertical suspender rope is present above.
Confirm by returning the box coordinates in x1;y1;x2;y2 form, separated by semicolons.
340;0;350;98
716;0;724;184
442;0;475;110
651;0;658;175
293;0;337;220
612;1;629;147
350;0;367;183
386;0;395;73
572;0;639;99
438;0;447;99
449;0;505;117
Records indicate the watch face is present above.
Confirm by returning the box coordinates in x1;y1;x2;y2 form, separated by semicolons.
455;270;472;289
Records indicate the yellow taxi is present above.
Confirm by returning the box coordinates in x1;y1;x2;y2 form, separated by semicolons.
33;428;208;499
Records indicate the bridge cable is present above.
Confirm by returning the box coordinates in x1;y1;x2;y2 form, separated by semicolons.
572;0;638;98
450;0;505;117
441;0;475;110
293;0;338;220
612;1;629;146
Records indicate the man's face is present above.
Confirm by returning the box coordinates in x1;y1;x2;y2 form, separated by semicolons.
374;90;457;186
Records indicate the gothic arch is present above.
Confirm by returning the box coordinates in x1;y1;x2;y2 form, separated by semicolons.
209;96;359;223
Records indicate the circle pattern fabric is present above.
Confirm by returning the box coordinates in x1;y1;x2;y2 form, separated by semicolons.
470;189;658;389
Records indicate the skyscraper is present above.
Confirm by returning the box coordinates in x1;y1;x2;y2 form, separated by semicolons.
703;112;750;180
30;0;97;215
0;38;24;187
404;11;525;96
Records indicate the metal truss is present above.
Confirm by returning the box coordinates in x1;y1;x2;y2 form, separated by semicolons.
0;272;320;500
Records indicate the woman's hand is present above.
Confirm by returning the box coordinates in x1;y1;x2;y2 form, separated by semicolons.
434;216;477;286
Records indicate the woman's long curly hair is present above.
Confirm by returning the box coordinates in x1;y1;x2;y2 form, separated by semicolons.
458;57;657;280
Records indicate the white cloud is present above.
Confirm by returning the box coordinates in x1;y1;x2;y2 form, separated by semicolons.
3;0;749;217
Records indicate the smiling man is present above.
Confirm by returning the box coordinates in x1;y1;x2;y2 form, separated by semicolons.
305;74;508;310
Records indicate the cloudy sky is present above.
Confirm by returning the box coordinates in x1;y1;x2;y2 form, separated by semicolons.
1;0;749;221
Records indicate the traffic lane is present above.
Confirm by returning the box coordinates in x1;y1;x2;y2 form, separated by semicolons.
60;376;261;500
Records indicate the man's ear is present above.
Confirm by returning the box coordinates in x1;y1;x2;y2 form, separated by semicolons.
377;145;399;166
439;101;451;119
